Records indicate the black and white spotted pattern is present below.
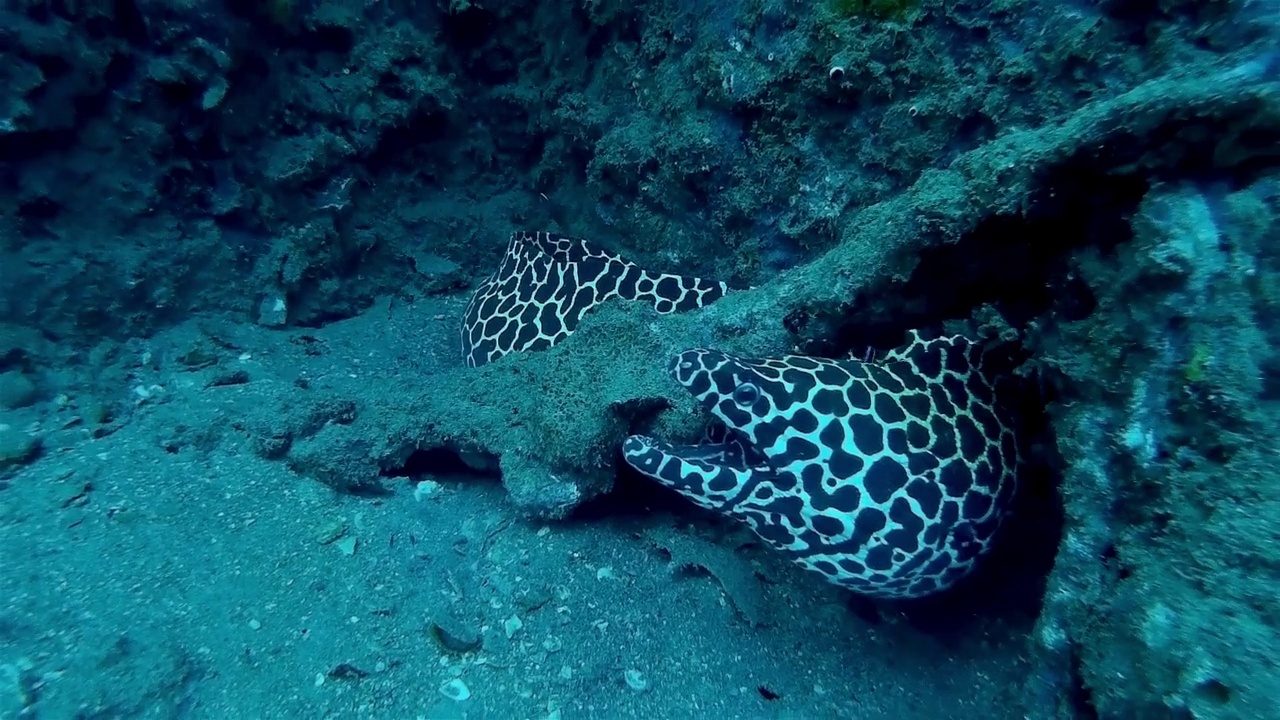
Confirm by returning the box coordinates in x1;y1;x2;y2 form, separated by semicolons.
623;331;1020;599
461;231;729;367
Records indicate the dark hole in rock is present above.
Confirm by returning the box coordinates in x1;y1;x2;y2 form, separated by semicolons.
382;447;500;482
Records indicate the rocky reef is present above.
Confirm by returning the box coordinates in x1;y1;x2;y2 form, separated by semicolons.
2;0;1279;717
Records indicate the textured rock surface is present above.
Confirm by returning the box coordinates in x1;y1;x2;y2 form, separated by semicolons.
1;0;1279;716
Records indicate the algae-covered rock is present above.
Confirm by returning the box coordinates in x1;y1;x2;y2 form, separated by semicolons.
0;371;36;410
0;324;43;370
0;425;40;471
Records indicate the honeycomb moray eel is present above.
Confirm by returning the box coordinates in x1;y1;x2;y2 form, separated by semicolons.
623;331;1021;600
460;231;729;368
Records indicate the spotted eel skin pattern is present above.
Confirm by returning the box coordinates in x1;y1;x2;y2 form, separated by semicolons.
460;231;729;368
623;331;1020;599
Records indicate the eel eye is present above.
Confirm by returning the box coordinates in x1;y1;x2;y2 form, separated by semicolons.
732;382;760;407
